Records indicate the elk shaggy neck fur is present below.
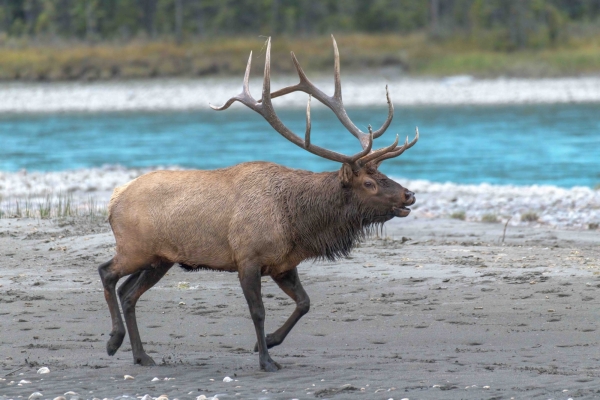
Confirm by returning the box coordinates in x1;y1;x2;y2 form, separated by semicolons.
276;169;380;261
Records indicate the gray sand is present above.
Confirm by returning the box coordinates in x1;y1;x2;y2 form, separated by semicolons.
1;216;600;399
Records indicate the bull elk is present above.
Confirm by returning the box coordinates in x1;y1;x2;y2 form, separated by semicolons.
98;36;418;372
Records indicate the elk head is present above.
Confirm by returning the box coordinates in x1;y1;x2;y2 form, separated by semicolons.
211;36;418;222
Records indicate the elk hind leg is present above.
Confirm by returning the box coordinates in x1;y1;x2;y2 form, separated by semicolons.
98;258;128;356
239;262;281;372
254;267;310;351
119;262;173;366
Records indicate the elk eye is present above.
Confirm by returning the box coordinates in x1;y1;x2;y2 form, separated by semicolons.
364;181;374;188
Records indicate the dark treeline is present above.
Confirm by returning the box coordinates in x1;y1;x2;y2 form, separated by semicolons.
1;0;600;49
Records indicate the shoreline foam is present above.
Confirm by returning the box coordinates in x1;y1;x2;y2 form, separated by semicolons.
1;76;600;114
1;166;598;229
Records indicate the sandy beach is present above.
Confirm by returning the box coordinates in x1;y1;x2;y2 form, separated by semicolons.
1;214;600;400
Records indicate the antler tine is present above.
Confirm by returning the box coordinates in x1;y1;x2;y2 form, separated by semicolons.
372;127;420;165
305;95;312;147
371;85;394;139
357;134;400;166
210;51;257;111
332;34;342;100
265;51;316;100
261;38;273;107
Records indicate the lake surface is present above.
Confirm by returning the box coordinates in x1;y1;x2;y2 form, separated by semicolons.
1;103;598;188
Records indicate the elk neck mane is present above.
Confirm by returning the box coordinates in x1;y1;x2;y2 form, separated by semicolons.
275;168;382;261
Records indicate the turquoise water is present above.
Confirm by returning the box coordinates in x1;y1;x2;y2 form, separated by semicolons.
1;104;599;188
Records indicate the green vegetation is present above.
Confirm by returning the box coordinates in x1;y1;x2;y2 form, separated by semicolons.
521;211;540;222
0;1;600;80
481;213;499;223
2;33;600;81
451;210;466;220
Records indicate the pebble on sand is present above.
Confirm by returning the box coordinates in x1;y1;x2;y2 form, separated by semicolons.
223;376;233;382
36;367;50;374
28;393;43;400
151;377;161;382
124;375;135;380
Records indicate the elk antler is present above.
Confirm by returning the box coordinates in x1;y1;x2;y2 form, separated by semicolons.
370;128;419;165
210;36;417;167
266;35;393;151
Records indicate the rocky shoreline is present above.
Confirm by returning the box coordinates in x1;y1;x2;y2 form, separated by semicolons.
1;76;600;114
1;166;598;230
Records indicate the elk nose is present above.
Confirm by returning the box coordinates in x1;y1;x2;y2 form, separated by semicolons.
404;190;415;204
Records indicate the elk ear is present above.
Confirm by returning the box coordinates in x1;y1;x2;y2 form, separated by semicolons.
339;163;355;187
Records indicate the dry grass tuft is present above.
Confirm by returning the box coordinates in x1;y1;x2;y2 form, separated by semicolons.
481;213;499;223
521;211;539;222
1;193;107;221
451;211;466;220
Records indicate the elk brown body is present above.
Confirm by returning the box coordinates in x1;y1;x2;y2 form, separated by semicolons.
98;36;418;372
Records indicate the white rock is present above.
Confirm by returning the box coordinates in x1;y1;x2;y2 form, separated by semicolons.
29;393;43;400
37;367;50;374
64;392;78;396
19;380;31;384
223;376;233;382
151;377;160;382
53;397;66;400
140;395;152;400
196;396;207;400
124;375;135;380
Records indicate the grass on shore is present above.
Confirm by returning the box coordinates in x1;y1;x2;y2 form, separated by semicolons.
1;33;600;81
0;193;108;221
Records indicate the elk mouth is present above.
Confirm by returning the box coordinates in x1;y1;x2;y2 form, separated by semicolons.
393;206;411;218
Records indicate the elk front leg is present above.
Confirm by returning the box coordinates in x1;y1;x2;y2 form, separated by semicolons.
99;258;127;356
119;262;172;366
239;263;281;372
254;267;310;351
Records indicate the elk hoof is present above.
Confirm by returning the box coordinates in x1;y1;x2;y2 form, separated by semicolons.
106;331;125;356
261;358;282;372
134;353;156;366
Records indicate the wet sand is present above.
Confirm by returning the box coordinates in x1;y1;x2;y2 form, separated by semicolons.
1;216;600;399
